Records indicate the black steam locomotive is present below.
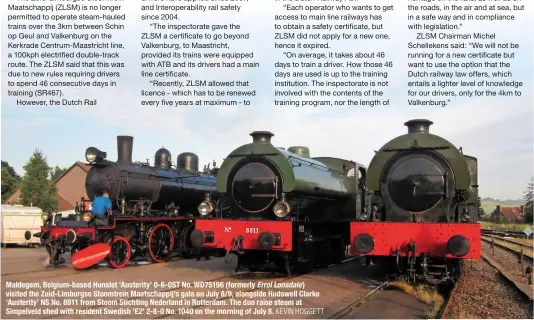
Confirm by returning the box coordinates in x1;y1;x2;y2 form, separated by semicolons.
35;136;219;269
85;136;217;216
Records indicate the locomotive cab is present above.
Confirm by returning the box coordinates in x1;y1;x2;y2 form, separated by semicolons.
458;155;478;223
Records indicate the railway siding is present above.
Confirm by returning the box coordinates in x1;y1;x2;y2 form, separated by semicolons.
481;228;534;240
481;238;534;286
482;253;533;300
481;235;534;259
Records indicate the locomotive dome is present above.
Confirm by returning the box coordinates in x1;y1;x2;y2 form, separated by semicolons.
177;152;199;172
154;147;172;169
287;146;310;158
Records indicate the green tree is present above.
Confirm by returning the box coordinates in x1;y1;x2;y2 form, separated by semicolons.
1;161;20;201
19;150;57;212
524;176;533;224
476;194;485;220
50;166;67;182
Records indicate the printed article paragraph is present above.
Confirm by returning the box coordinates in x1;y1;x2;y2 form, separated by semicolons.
2;0;528;109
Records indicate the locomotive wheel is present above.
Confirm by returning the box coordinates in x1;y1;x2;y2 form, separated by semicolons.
148;224;175;263
109;236;131;269
180;224;194;259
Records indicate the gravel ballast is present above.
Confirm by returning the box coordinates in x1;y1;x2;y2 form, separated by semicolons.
445;258;533;319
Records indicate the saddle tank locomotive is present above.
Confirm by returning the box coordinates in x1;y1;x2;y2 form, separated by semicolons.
191;131;369;274
350;119;481;284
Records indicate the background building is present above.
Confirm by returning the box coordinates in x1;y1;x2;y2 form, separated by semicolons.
489;205;525;223
4;161;90;211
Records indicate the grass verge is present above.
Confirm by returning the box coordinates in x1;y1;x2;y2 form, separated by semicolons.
480;221;533;233
388;280;444;319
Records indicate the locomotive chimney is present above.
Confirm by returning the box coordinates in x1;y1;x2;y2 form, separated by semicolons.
404;119;433;134
250;131;274;144
117;136;133;163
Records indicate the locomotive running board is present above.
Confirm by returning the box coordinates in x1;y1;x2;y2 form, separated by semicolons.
72;243;110;269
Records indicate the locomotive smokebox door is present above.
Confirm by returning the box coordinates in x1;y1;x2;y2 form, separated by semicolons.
386;153;448;213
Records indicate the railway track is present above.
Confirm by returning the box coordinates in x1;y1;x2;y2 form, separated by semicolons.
154;272;307;319
442;258;533;319
481;252;533;301
482;234;534;250
481;228;533;239
481;236;533;263
154;255;367;319
436;282;457;319
437;243;532;319
480;239;533;302
329;281;389;319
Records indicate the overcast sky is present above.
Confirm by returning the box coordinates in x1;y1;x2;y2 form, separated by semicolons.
1;0;532;200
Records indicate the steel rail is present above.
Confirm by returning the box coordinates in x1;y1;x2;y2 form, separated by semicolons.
481;237;533;264
436;282;457;319
481;228;533;239
481;250;533;301
329;281;389;319
482;234;533;250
